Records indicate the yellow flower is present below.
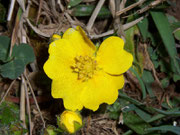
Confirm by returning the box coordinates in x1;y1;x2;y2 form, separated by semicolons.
58;110;82;134
51;34;61;42
44;26;133;111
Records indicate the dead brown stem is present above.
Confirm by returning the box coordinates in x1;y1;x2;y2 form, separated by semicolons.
36;0;43;25
116;0;146;16
0;80;16;105
23;75;33;135
86;0;105;32
20;75;27;129
90;16;144;39
24;73;46;128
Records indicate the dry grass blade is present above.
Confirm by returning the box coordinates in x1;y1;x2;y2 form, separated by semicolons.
0;80;16;105
109;0;116;18
137;0;165;14
20;75;27;129
24;75;33;135
116;0;146;16
7;0;16;21
17;0;25;12
86;0;105;32
26;18;51;37
90;16;144;39
9;8;23;56
24;73;46;128
36;0;43;25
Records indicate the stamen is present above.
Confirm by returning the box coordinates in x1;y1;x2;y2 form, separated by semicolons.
71;55;99;81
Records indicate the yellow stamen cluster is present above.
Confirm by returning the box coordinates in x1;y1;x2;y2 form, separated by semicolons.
71;55;98;81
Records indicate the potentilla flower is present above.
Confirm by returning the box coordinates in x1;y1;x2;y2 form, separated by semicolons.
44;26;133;111
58;110;82;134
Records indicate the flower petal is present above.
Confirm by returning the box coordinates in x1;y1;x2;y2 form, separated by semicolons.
52;79;84;111
96;36;133;75
43;39;81;79
51;34;61;42
80;71;124;111
63;26;96;55
44;39;85;110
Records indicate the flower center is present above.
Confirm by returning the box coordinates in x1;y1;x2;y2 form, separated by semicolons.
71;55;98;81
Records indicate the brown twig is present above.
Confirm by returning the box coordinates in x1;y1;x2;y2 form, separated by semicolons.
24;73;46;128
116;0;146;16
144;44;164;91
0;80;16;105
90;16;144;39
57;0;77;27
137;0;165;14
7;0;16;21
109;0;116;18
57;0;65;12
23;75;33;135
86;0;105;32
49;0;59;20
17;0;25;12
36;0;43;25
26;18;51;37
113;0;126;40
9;10;22;56
20;75;27;129
119;0;127;11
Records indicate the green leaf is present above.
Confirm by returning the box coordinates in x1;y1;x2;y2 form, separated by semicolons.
124;25;135;54
173;74;180;82
147;32;157;47
0;43;35;79
108;112;119;120
154;107;180;116
167;14;178;25
122;104;152;123
0;3;6;23
161;77;169;88
147;47;158;61
71;5;111;18
118;91;143;106
0;102;20;125
171;22;180;32
122;104;137;113
135;107;152;122
146;125;180;134
162;98;180;109
122;130;133;135
142;70;155;98
150;11;180;74
0;59;24;79
129;68;146;99
125;24;144;75
147;113;165;123
12;43;35;65
137;17;149;40
123;112;152;135
147;47;159;68
45;125;59;135
147;107;180;123
167;14;180;32
174;29;180;40
159;60;171;73
107;97;129;119
0;36;10;62
68;0;82;8
0;102;26;135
